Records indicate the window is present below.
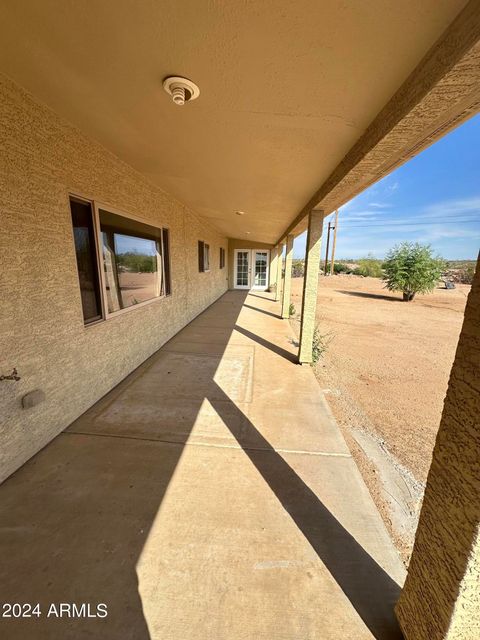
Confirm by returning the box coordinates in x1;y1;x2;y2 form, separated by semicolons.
198;240;210;272
70;197;102;324
99;209;170;313
220;247;225;269
70;197;171;323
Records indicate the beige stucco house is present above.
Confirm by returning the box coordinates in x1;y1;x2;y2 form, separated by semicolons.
0;2;479;638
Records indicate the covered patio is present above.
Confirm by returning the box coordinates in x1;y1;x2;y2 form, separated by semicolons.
1;1;480;638
0;290;405;639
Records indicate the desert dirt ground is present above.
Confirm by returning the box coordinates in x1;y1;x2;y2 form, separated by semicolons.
117;271;159;306
290;274;470;561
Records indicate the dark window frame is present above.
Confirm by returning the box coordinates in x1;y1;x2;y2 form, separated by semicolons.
198;240;210;273
162;228;172;296
220;247;226;269
70;196;103;324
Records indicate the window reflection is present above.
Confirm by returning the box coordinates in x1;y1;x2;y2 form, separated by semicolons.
99;212;163;313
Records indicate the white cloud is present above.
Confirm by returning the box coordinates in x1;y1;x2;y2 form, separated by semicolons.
342;210;382;220
340;177;400;211
368;202;393;208
372;175;400;195
420;226;480;242
421;196;480;219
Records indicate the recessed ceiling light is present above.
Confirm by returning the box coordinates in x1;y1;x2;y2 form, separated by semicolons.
235;211;246;216
245;231;251;234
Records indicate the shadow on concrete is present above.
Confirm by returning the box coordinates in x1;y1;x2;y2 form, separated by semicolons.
247;292;274;300
0;290;401;639
209;389;403;639
337;290;403;303
233;324;298;363
242;303;281;319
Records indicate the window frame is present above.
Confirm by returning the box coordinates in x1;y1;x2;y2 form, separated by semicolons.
198;240;210;273
204;243;210;272
219;247;226;269
162;228;172;296
69;195;104;325
69;193;172;325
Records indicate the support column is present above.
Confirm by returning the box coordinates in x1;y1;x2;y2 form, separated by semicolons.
282;234;294;318
396;256;480;640
274;244;283;302
298;210;324;363
269;249;278;291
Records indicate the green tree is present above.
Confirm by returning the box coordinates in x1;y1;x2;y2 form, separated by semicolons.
292;259;304;277
333;262;349;274
356;254;383;278
116;251;156;273
382;242;445;301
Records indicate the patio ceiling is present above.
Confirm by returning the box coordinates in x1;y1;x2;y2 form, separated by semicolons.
0;0;471;243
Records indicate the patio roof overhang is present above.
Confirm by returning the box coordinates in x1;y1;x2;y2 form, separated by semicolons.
0;1;478;244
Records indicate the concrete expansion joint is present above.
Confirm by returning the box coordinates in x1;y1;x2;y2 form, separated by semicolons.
261;446;351;458
63;430;352;458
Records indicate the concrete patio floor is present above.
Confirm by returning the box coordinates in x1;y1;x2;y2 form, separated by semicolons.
0;290;405;639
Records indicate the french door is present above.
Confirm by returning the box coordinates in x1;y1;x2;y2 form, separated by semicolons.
234;249;270;291
252;250;269;290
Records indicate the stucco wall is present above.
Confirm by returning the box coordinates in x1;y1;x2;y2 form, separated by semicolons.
227;238;274;289
396;256;480;639
0;74;228;483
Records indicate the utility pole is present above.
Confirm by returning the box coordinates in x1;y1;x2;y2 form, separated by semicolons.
323;221;332;275
330;209;339;275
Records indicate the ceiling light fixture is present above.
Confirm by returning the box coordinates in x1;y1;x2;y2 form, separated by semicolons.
163;76;200;106
235;211;246;216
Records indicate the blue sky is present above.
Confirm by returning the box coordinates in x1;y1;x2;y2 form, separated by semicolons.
114;233;156;255
294;114;480;260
